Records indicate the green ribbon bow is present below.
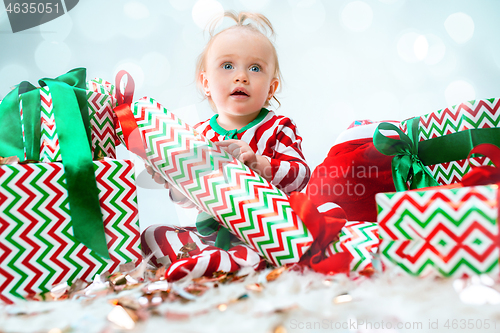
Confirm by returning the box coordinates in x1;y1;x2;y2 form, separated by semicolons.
374;113;500;192
373;117;440;191
0;68;109;259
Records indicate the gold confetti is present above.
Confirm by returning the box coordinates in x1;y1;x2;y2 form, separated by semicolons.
333;293;352;304
107;306;136;330
47;329;63;333
274;325;287;333
217;303;228;312
177;242;198;259
266;267;286;282
245;283;263;292
109;272;127;286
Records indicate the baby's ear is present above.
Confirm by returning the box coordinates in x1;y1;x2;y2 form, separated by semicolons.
200;71;210;95
267;78;279;100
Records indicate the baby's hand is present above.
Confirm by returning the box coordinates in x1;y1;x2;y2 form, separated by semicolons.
145;164;186;201
215;140;273;182
215;140;257;168
145;164;169;189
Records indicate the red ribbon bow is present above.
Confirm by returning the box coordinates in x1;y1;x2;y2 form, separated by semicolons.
462;143;500;186
112;70;147;159
289;192;352;275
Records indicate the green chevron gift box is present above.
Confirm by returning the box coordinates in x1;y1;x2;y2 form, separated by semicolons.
42;75;118;161
0;69;141;303
376;184;500;277
0;159;141;304
374;98;500;192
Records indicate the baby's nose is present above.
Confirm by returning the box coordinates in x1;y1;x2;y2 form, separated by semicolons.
234;71;248;83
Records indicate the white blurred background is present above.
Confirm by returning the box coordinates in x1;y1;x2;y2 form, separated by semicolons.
1;0;500;230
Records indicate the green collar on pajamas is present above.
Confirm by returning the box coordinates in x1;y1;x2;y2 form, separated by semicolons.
209;108;269;140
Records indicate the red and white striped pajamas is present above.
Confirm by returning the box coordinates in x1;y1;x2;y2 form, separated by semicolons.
196;108;310;194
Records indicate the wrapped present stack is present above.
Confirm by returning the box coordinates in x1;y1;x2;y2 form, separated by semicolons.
0;68;141;304
374;98;500;277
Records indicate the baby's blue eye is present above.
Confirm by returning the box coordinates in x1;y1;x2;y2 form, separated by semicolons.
249;65;261;72
223;63;233;70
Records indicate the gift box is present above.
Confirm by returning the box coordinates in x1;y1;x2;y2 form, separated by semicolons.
406;99;500;185
39;76;118;161
325;221;380;274
376;184;499;277
0;69;141;303
374;98;500;192
0;159;141;303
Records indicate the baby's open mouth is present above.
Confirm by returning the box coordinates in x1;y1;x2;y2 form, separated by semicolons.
231;88;249;96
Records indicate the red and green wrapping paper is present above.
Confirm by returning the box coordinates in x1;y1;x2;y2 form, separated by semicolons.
325;221;380;273
374;98;500;192
39;77;118;161
408;98;500;185
0;159;141;304
115;96;314;267
376;184;500;277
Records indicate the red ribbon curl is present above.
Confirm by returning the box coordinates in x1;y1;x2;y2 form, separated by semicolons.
289;192;352;275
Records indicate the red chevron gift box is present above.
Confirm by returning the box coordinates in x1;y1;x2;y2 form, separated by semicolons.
39;75;118;161
0;69;141;303
0;159;141;304
376;183;500;277
374;98;500;192
376;142;500;278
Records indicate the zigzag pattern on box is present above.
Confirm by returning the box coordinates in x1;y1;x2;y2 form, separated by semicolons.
400;99;500;184
418;99;500;140
39;86;61;162
325;221;380;272
0;160;141;304
19;98;26;160
86;90;116;159
377;186;499;277
129;97;313;266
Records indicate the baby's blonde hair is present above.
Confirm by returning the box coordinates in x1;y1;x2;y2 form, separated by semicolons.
196;11;282;109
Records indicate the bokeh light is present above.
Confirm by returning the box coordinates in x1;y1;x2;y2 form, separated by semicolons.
192;0;224;30
397;31;422;63
445;80;476;107
238;0;270;11
40;13;73;42
0;64;29;96
292;0;326;33
341;1;373;32
124;1;150;19
35;41;72;74
76;0;118;42
170;0;196;11
120;3;159;39
428;51;457;78
491;44;500;70
362;91;400;119
414;35;428;61
424;34;446;65
444;12;474;44
140;53;171;87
